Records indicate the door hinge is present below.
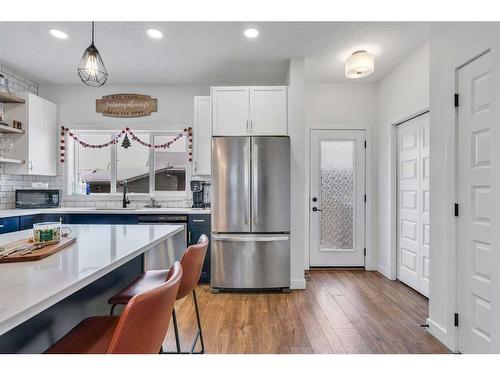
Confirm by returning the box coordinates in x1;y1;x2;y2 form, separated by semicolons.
454;313;459;327
454;203;459;217
364;194;366;202
454;93;459;108
364;140;367;148
364;248;366;257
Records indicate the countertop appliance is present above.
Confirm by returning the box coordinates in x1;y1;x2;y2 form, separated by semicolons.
211;136;290;291
15;189;60;209
190;180;210;209
137;214;187;271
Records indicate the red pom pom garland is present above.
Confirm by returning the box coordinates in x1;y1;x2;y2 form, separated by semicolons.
59;126;194;163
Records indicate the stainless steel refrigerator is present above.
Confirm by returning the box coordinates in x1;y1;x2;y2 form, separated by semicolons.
211;136;290;290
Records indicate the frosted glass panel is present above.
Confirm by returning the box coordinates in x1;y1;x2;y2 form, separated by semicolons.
320;140;355;249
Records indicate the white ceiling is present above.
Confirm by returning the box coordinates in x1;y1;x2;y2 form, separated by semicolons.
0;22;429;85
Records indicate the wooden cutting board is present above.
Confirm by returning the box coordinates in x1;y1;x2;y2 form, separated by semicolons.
0;236;76;263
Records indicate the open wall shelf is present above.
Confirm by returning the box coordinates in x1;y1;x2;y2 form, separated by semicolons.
0;92;25;104
0;124;24;134
0;157;25;164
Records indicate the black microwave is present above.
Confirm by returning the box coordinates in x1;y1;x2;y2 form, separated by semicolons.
15;189;60;209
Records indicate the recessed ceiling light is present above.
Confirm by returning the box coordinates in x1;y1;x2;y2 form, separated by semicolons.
147;29;163;39
244;28;259;39
49;28;68;40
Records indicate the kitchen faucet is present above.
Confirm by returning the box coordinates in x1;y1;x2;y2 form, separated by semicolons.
122;180;130;208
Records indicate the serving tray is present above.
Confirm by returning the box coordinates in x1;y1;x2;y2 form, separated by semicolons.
0;236;76;263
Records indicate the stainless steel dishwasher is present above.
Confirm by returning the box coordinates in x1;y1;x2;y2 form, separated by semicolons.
137;215;188;270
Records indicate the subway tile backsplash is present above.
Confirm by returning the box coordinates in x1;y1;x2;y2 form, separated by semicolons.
0;165;64;209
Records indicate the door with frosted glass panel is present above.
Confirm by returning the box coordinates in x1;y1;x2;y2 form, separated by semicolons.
309;130;365;266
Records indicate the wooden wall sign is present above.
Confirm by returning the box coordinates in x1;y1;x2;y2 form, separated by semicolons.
96;94;158;118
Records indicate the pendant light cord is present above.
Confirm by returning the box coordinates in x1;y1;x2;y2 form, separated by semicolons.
91;21;94;44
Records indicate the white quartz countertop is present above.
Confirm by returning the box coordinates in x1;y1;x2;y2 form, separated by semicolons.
0;224;183;335
0;207;211;219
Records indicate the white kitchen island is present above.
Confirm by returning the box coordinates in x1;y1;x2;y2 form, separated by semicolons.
0;224;185;353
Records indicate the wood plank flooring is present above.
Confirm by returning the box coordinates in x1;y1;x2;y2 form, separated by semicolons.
163;270;450;354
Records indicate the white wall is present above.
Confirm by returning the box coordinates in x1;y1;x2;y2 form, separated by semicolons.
288;65;377;287
427;23;500;352
305;82;376;270
287;59;307;289
306;83;376;125
374;43;430;279
39;84;210;129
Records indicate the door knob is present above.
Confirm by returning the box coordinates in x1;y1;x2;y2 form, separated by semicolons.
312;207;322;212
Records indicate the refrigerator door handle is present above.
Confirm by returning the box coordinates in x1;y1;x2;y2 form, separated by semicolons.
212;234;289;242
244;141;250;225
252;142;259;225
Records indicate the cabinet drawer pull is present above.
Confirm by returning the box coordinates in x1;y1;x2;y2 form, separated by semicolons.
192;219;205;223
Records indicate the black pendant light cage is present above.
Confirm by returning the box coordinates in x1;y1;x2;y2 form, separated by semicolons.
78;22;108;87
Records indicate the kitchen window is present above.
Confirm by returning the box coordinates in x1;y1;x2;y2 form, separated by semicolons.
67;130;190;197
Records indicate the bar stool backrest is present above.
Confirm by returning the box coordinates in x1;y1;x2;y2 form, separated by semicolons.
176;234;209;300
106;261;183;354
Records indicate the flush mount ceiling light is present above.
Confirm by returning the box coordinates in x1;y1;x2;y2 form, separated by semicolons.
77;21;108;87
345;50;374;79
244;28;259;38
49;28;68;40
147;29;163;39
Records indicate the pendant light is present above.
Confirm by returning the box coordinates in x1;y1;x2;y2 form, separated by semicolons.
77;22;108;87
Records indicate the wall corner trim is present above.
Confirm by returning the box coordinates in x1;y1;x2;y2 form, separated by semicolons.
426;317;456;352
290;278;307;290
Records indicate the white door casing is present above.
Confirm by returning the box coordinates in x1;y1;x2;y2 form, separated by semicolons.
309;130;365;267
457;51;495;353
396;113;430;297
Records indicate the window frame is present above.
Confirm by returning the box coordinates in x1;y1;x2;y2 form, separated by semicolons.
66;128;191;198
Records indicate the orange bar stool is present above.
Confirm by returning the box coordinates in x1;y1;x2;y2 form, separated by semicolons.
108;234;209;354
45;262;182;354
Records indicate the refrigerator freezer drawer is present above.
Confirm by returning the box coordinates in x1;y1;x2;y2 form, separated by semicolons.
211;234;290;289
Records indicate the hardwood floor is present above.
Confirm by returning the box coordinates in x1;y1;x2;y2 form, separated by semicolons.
163;270;450;354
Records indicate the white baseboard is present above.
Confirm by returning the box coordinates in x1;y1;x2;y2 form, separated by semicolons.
426;317;456;352
377;264;393;280
290;278;306;289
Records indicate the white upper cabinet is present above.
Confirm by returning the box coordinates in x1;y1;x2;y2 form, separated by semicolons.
249;87;287;135
4;93;57;176
193;96;211;175
212;87;250;136
211;86;288;136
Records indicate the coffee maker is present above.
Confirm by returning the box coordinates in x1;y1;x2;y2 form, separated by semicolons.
190;180;209;209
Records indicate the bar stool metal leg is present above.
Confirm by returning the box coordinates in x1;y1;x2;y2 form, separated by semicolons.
191;289;205;354
171;308;182;354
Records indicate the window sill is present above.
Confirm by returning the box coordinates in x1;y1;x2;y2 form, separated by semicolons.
63;193;189;201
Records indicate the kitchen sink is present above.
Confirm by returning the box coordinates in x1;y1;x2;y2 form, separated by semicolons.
93;207;138;211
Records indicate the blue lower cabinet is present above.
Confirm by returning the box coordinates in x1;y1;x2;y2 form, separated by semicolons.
0;217;20;234
66;214;138;225
41;214;68;224
19;215;42;230
188;215;211;283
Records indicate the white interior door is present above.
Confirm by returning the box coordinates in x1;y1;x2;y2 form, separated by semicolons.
396;112;430;297
457;51;496;353
309;130;365;267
